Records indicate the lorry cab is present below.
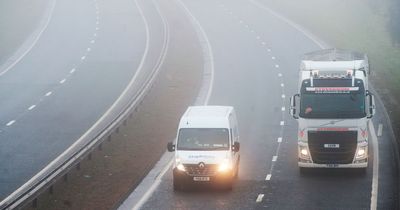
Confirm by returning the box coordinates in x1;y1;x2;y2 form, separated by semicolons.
290;49;375;170
167;106;240;190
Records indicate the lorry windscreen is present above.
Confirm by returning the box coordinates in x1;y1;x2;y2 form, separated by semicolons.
177;128;229;151
300;88;366;119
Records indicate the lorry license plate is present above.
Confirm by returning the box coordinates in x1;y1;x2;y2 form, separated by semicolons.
324;144;340;148
193;177;210;181
326;164;339;168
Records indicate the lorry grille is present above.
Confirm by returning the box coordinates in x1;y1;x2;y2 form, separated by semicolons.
308;131;357;164
183;164;218;176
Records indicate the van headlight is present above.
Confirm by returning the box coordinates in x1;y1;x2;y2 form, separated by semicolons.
356;146;368;159
218;159;232;172
175;158;185;171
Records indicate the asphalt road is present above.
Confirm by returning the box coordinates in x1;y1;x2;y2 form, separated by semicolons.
0;0;166;200
121;0;398;209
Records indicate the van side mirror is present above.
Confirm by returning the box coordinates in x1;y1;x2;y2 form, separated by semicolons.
290;94;300;119
167;142;175;152
232;142;240;152
366;91;375;118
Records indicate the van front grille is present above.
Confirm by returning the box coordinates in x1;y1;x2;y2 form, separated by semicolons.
183;164;218;176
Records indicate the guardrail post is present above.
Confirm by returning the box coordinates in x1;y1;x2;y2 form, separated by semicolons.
88;153;92;161
99;143;103;151
49;185;54;194
77;163;81;170
64;174;68;182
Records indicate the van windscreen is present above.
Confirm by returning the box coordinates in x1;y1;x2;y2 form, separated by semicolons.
177;128;229;151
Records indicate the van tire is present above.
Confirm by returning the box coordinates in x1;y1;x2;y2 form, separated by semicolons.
173;178;182;191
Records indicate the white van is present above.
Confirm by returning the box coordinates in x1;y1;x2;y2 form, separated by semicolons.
167;106;240;190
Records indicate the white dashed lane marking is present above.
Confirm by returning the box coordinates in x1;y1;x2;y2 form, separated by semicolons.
81;56;86;60
87;47;91;52
28;105;36;110
281;94;285;98
280;121;285;126
45;91;52;97
377;123;383;137
91;40;95;44
277;137;282;142
272;156;278;161
281;107;285;111
256;194;265;203
59;79;66;84
70;68;76;74
272;56;276;60
275;64;279;68
281;83;284;87
6;120;16;126
278;73;282;77
265;174;272;180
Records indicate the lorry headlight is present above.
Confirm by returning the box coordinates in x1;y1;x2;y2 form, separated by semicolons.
218;159;232;172
299;146;310;159
356;146;368;159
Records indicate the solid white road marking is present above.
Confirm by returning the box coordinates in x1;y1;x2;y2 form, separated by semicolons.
6;120;16;126
70;68;76;74
0;0;56;77
280;121;284;125
377;123;383;137
256;194;265;203
265;174;272;180
28;105;36;110
277;137;282;142
370;122;379;210
272;156;278;161
59;79;66;84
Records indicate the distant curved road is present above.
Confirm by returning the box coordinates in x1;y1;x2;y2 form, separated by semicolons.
0;0;166;200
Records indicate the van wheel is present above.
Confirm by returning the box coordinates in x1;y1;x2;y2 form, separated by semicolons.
173;178;182;191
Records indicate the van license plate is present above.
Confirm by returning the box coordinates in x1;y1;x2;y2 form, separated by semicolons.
193;177;210;181
324;144;340;148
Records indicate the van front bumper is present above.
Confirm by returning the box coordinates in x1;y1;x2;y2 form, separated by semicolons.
173;168;233;185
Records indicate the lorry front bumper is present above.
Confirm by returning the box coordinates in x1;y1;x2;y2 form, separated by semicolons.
298;160;367;168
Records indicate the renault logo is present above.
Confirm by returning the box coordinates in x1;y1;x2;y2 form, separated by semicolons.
198;162;205;168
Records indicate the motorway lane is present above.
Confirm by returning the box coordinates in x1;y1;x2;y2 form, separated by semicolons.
137;0;397;209
0;0;166;200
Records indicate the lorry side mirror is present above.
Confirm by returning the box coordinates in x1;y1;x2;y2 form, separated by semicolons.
290;94;300;119
367;93;376;118
232;142;240;152
167;142;175;152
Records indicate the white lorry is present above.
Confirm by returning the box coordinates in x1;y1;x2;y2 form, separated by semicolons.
290;49;375;170
167;106;240;190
